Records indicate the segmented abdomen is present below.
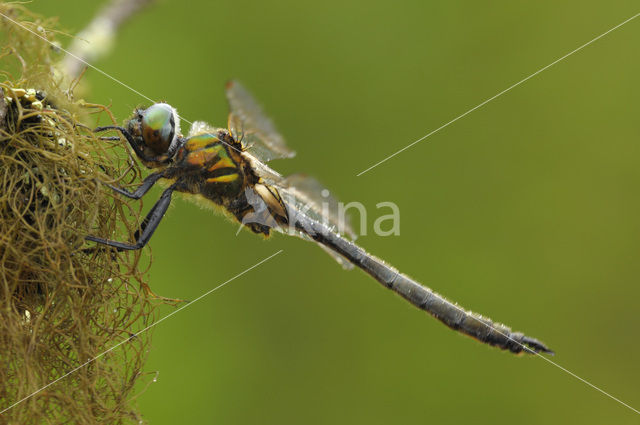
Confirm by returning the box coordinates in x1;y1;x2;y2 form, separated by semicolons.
290;210;552;354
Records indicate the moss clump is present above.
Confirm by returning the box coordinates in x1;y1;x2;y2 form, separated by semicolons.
0;4;158;424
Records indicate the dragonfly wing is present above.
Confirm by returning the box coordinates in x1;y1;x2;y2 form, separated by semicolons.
187;120;220;138
236;163;354;269
279;173;356;240
242;151;287;186
315;241;355;270
226;80;296;162
246;169;356;269
269;174;356;243
272;209;355;271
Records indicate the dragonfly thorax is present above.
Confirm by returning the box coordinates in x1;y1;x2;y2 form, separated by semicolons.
126;102;183;167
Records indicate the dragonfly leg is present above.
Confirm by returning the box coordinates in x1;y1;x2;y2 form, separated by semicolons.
102;171;164;200
85;185;175;250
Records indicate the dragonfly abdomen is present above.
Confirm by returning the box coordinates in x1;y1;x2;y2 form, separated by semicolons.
292;212;552;355
381;269;548;354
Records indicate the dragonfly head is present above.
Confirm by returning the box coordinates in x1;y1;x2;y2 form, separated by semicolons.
127;103;182;167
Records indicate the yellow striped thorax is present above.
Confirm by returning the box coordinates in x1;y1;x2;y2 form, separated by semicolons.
174;131;243;190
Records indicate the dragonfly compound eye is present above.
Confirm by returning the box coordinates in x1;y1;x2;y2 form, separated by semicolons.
141;103;179;156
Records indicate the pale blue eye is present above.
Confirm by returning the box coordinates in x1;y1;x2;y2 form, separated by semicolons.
141;103;175;154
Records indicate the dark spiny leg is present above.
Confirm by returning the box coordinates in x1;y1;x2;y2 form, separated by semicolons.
103;171;164;199
94;125;153;162
85;185;175;250
82;172;164;253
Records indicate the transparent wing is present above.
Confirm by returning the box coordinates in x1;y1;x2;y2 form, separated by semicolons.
242;151;288;187
272;186;356;270
244;161;355;240
275;175;357;270
278;173;356;240
242;153;356;268
241;178;354;270
226;80;296;162
187;120;221;138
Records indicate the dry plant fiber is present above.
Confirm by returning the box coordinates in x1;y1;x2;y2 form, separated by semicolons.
0;4;160;424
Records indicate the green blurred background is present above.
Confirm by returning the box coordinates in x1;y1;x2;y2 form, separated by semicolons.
29;1;640;423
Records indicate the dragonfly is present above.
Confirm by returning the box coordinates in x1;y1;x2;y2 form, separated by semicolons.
87;81;553;355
